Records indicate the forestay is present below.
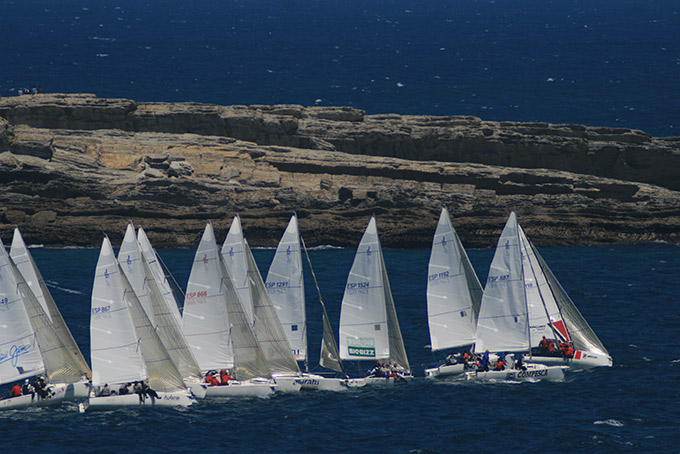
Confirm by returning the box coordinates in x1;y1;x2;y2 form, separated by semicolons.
265;214;307;362
10;228;92;380
426;207;482;351
475;212;530;353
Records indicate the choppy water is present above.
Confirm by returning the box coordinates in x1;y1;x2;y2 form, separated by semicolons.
1;242;678;453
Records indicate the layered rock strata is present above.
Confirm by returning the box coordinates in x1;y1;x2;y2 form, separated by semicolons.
0;93;678;248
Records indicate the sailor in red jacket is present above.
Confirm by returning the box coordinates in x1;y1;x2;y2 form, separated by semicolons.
10;384;22;397
205;373;220;387
219;369;233;385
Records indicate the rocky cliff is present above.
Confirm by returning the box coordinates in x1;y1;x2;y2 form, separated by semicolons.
0;93;678;248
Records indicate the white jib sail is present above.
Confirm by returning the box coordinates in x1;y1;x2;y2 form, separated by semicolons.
137;227;183;325
222;215;254;324
0;237;45;385
475;212;530;353
244;240;300;374
265;214;307;362
427;207;482;351
10;227;92;380
339;217;390;361
140;254;202;381
90;237;147;386
518;225;569;346
182;223;234;372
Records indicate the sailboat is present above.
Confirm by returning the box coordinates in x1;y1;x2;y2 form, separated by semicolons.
424;207;483;379
265;214;355;391
518;225;612;370
338;216;412;384
469;212;566;382
182;222;276;397
0;234;91;410
118;223;207;398
222;215;302;393
87;237;195;409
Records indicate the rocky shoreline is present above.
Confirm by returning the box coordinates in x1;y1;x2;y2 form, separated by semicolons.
0;93;678;248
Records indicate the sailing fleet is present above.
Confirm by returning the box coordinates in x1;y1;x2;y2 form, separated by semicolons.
0;209;612;411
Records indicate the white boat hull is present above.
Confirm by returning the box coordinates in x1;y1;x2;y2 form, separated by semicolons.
526;350;613;370
270;375;302;393
364;373;413;386
0;383;73;410
84;390;196;410
186;381;208;399
204;379;277;397
424;363;465;379
464;364;566;382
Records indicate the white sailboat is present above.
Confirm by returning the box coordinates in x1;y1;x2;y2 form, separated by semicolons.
87;237;195;409
0;235;90;410
339;216;412;384
424;207;483;379
469;212;566;382
182;222;276;397
118;223;207;398
265;214;354;391
518;225;612;370
222;215;302;393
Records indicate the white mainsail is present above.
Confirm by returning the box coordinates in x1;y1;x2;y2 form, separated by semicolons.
0;237;45;384
265;214;307;362
183;223;271;381
221;215;254;324
90;237;147;386
182;223;234;372
137;227;183;325
9;228;92;380
475;212;530;353
426;207;482;351
339;217;409;371
118;223;155;326
91;236;185;391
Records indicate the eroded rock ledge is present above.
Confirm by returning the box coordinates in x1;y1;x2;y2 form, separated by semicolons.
0;93;678;248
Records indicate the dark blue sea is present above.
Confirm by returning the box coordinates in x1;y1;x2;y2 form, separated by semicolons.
1;1;679;452
0;242;678;453
1;0;679;136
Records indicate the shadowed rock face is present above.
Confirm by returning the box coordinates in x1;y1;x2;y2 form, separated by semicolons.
0;93;678;248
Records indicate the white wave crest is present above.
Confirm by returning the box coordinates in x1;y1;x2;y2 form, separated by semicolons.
594;419;624;427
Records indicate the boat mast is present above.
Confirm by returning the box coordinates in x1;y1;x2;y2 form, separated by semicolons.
300;235;345;376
